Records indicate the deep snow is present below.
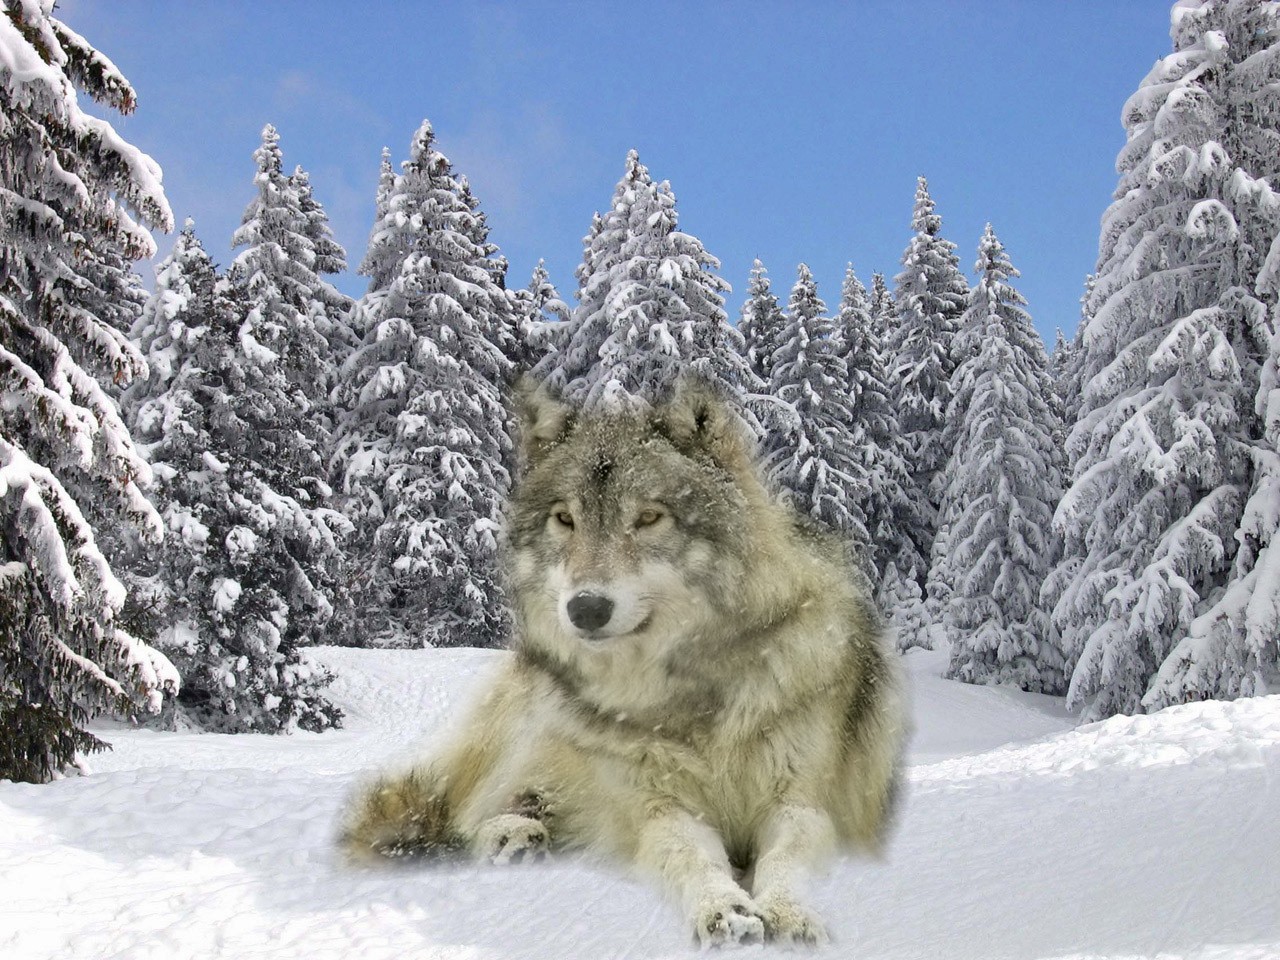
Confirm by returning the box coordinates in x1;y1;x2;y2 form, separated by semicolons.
1;644;1277;960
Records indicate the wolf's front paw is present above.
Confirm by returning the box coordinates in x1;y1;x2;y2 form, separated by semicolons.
756;891;828;947
692;891;766;948
473;813;550;865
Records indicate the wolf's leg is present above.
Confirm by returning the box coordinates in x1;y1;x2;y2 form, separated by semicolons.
636;807;765;947
749;805;835;945
341;766;466;863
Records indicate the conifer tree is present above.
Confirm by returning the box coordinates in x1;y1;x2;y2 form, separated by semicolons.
738;259;789;386
766;266;870;563
938;227;1066;692
334;120;514;648
357;147;401;296
868;272;895;346
229;125;352;408
511;259;570;368
1050;277;1094;453
889;178;970;570
832;264;928;594
227;127;358;642
124;224;347;731
880;561;931;653
932;226;1055;607
539;151;756;412
1053;0;1280;719
1;3;178;781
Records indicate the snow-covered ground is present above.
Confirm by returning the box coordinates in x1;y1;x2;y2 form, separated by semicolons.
2;644;1278;960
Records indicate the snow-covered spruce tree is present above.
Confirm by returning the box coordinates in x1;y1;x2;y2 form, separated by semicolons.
291;163;358;368
123;223;348;732
511;259;570;369
1050;276;1094;447
889;177;970;574
357;147;401;296
333;119;514;648
537;150;757;413
227;125;359;644
229;125;353;413
765;265;870;570
931;226;1059;612
937;227;1066;693
0;3;178;781
868;271;895;346
738;259;789;386
458;173;521;367
879;560;931;653
1053;0;1280;720
831;264;928;602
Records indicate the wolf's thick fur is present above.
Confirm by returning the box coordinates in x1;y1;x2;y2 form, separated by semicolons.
341;380;906;946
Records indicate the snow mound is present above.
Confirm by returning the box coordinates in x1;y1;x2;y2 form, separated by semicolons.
914;694;1280;786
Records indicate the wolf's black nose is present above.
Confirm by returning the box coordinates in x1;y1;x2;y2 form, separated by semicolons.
567;592;614;632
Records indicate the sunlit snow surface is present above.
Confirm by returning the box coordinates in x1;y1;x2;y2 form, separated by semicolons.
2;644;1277;959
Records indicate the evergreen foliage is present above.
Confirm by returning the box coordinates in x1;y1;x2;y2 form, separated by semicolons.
831;264;928;595
0;2;180;781
868;272;895;346
765;265;870;562
228;125;353;409
123;224;348;731
938;227;1066;692
889;177;970;571
879;560;931;653
738;259;789;386
1053;0;1280;719
357;146;401;296
538;151;756;413
333;120;514;648
510;259;570;370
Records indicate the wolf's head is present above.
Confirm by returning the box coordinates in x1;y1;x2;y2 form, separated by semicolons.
505;378;761;653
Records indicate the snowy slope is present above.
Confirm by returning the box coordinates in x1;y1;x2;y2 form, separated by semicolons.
1;645;1278;960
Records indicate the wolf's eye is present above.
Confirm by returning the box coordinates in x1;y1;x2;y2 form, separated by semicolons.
634;508;665;529
552;510;574;529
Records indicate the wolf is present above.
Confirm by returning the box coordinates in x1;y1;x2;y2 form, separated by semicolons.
341;378;906;947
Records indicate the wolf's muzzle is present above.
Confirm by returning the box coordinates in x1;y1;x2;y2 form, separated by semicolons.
566;591;615;632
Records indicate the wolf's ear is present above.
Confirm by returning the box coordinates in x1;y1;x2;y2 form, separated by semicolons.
514;375;575;466
653;375;751;467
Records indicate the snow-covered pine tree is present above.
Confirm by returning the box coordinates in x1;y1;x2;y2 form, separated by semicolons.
1144;0;1280;709
229;125;351;410
889;177;970;574
538;151;756;413
357;147;401;297
738;259;789;386
0;3;178;781
831;264;928;600
227;126;359;643
879;560;931;653
511;259;570;369
937;226;1066;693
1049;276;1094;452
123;223;348;731
458;174;521;367
931;226;1057;611
535;157;644;397
765;265;870;565
291;163;358;371
868;271;895;346
333;119;514;648
1053;0;1280;720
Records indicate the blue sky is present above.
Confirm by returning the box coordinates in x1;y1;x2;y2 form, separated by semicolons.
67;1;1173;344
